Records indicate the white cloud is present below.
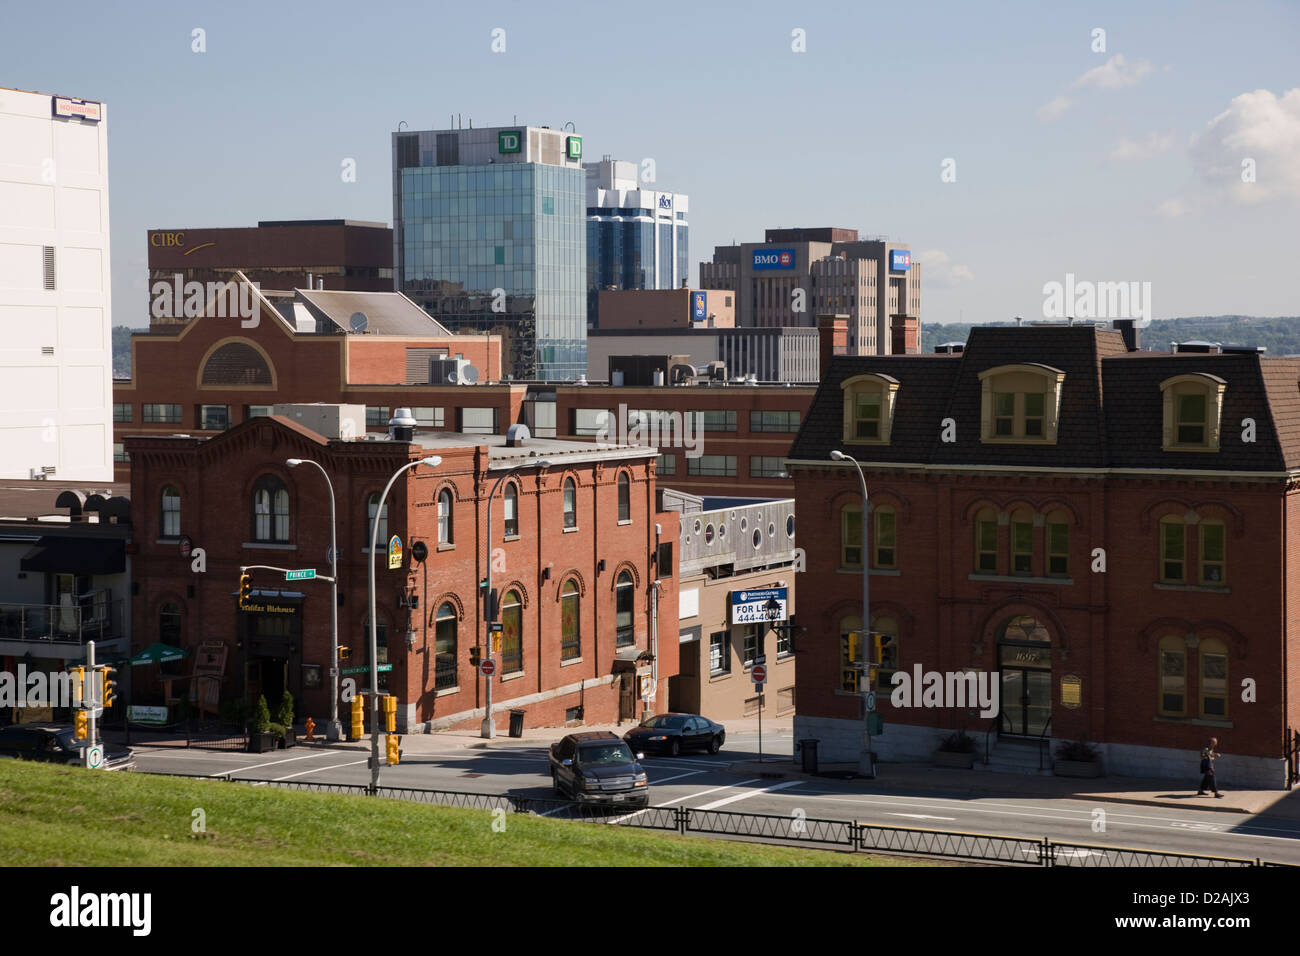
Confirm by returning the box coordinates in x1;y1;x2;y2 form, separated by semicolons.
1110;132;1174;161
1037;95;1072;123
1071;54;1154;91
915;250;974;289
1189;88;1300;202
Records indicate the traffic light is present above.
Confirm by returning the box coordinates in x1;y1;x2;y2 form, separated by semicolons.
386;733;400;765
238;572;251;608
73;710;88;740
484;587;498;621
382;694;396;733
870;632;885;667
100;666;117;708
69;666;85;707
350;694;365;740
469;645;481;667
338;645;351;662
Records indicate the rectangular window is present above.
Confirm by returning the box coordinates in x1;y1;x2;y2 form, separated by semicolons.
1176;393;1207;445
977;518;998;572
993;393;1014;436
1160;648;1185;715
656;453;676;475
709;631;731;674
1201;652;1227;717
1012;521;1033;574
749;456;785;478
1047;522;1069;576
572;408;611;437
460;407;498;434
143;403;182;424
854;391;881;439
1023;392;1045;437
699;410;736;432
750;410;800;432
686;455;736;476
113;403;132;423
874;510;896;568
842;508;862;568
742;625;759;666
412;406;445;427
200;405;230;431
113;442;129;463
777;614;793;657
1199;523;1225;584
1161;522;1186;582
246;405;272;419
366;406;389;428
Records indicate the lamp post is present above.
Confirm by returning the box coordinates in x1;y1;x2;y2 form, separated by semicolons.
481;458;551;738
286;457;342;741
368;454;442;790
830;449;875;778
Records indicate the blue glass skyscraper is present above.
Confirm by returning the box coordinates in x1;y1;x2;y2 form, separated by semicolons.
393;125;587;380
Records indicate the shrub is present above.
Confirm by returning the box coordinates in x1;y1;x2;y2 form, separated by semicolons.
250;695;271;735
1055;739;1099;762
268;722;286;740
938;731;976;754
275;690;294;729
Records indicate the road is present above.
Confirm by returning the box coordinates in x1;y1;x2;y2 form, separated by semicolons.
130;732;1300;864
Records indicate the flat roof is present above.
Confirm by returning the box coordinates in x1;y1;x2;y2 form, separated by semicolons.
0;480;129;522
415;432;656;469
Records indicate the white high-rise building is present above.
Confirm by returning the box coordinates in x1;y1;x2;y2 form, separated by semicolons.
585;158;689;295
0;87;113;481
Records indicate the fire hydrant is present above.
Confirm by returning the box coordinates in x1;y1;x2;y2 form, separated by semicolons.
304;716;316;742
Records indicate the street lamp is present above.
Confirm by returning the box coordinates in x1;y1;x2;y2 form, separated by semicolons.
830;449;875;778
481;458;551;738
286;457;342;741
368;454;442;790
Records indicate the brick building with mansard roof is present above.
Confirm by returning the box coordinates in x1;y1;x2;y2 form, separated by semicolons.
787;322;1300;787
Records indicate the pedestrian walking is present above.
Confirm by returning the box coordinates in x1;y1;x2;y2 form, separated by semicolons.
1197;737;1224;797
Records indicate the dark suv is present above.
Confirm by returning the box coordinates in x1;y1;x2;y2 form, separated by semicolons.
549;731;649;807
0;724;135;770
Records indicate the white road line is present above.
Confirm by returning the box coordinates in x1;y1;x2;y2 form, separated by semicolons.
647;770;708;786
272;759;371;781
220;752;335;776
887;813;957;821
696;779;803;810
604;779;762;825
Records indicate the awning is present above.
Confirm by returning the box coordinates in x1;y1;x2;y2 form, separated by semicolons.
20;537;125;575
611;648;655;670
131;642;190;666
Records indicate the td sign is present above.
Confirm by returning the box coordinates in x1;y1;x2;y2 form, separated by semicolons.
499;130;522;154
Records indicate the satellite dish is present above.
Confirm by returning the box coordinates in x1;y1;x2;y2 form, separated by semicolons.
463;365;480;384
349;312;369;333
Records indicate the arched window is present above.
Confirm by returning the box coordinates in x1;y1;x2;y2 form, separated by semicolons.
975;508;998;573
367;493;388;546
841;505;862;569
561;580;581;660
1199;637;1228;718
253;476;289;543
617;472;630;522
978;364;1065;443
1046;510;1070;576
504;483;518;537
1199;520;1226;584
563;478;577;529
160;485;181;539
1160;373;1226;451
615;571;634;647
1159;515;1186;583
840;373;901;444
501;590;522;673
434;603;457;690
1010;507;1034;575
839;615;863;692
873;506;896;569
200;340;273;385
1157;634;1186;717
438;489;453;545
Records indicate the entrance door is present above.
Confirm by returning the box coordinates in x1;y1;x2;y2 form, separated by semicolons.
619;673;636;722
1000;668;1052;736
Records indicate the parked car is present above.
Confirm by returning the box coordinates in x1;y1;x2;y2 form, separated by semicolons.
549;731;649;807
623;713;725;756
0;724;135;770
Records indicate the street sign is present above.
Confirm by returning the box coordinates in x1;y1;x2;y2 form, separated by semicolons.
285;569;316;581
753;655;766;666
86;745;104;769
340;665;393;676
489;622;503;635
865;691;877;713
751;663;767;685
480;659;496;678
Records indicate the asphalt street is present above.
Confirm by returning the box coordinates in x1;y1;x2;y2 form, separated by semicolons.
129;732;1300;865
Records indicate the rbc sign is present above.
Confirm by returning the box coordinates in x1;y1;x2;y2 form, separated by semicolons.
752;248;796;271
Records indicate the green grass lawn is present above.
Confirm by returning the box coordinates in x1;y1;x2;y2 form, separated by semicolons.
0;762;925;867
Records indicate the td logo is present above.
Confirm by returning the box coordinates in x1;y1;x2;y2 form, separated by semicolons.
499;131;521;154
566;135;582;159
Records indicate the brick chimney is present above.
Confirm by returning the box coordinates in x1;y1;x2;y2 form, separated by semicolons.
890;314;919;355
818;314;848;374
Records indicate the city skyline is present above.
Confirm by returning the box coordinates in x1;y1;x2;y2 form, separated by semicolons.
2;0;1297;333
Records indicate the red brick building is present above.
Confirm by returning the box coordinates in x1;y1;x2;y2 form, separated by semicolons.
124;410;679;733
788;323;1300;787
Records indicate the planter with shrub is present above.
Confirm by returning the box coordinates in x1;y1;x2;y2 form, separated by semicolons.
1053;739;1103;778
932;731;978;769
246;695;277;753
274;691;297;748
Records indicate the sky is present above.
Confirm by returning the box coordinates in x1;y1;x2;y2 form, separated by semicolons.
3;0;1298;329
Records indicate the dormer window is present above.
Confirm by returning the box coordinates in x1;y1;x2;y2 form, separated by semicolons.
979;364;1065;443
841;374;900;445
1160;374;1225;452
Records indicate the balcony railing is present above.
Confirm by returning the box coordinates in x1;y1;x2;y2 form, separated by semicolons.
0;596;124;644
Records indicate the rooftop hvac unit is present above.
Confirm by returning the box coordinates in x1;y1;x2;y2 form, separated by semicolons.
430;357;479;385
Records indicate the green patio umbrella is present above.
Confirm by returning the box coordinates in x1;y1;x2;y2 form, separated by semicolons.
130;642;189;665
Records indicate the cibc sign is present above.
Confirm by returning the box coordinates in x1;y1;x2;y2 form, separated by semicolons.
150;232;185;248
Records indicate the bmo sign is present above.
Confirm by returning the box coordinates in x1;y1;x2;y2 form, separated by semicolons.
752;248;795;271
890;249;911;272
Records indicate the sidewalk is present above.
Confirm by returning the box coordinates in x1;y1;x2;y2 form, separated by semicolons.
296;718;1300;819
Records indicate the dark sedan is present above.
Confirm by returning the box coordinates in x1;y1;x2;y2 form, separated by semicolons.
0;724;135;770
623;713;725;756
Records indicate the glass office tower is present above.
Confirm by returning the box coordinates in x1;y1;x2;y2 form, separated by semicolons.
393;126;587;381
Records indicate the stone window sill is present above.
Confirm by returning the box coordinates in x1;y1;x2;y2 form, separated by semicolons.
435;685;459;697
1153;583;1230;594
243;542;296;550
437;542;455;552
836;568;901;576
708;671;731;682
560;656;583;667
562;526;579;533
1153;715;1233;729
968;574;1073;586
504;534;521;542
500;671;525;683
